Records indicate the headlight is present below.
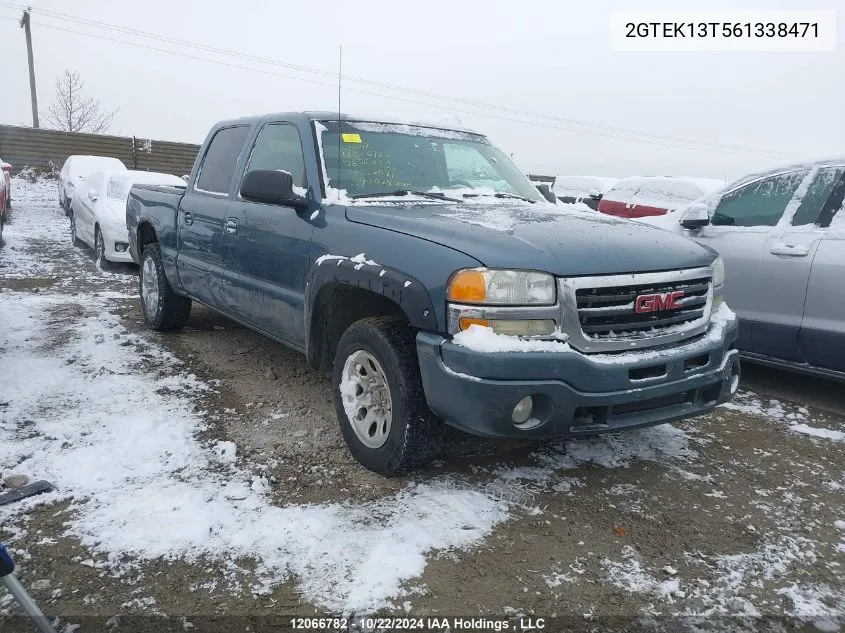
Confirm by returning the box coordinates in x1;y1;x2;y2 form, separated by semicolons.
447;268;556;305
712;256;725;309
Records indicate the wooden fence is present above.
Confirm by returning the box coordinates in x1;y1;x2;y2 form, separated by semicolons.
0;125;201;176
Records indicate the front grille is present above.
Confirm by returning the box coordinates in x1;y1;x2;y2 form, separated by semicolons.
560;267;714;353
577;277;710;338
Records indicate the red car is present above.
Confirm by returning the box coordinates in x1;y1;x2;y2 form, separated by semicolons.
597;176;725;219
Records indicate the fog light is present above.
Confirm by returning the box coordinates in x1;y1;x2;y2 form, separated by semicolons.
511;395;534;424
114;242;129;252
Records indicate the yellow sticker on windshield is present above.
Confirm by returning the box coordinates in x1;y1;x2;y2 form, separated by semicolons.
341;133;362;143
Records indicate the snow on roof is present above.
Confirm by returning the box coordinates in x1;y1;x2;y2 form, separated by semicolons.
727;155;845;190
553;176;619;198
603;176;727;210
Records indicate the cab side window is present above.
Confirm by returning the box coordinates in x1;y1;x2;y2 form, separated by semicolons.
195;126;251;195
245;124;307;189
712;170;808;227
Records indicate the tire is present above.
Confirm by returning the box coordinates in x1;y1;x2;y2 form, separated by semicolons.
139;242;192;331
69;213;83;248
94;227;110;271
332;316;442;475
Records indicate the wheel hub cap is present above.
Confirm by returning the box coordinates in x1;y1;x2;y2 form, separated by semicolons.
340;350;393;449
141;256;159;317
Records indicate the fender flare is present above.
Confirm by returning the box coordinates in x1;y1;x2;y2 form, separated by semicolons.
304;257;438;366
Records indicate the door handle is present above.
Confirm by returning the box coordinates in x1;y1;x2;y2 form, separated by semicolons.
224;218;239;235
182;210;194;225
770;243;809;257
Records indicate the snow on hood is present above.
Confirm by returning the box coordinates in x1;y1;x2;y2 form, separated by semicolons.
552;176;619;199
345;200;717;276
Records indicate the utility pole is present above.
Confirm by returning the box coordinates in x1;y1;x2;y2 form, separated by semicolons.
19;8;39;128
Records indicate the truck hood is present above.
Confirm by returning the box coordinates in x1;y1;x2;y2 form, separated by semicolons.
345;202;716;276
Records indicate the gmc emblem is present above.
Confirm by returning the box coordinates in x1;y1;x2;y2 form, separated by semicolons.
635;291;685;314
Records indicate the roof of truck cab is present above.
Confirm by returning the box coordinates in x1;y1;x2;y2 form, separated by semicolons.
210;112;481;135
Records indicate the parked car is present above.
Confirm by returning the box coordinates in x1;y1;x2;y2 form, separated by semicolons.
58;155;127;216
598;176;725;218
1;158;11;210
70;170;186;268
127;112;740;474
637;158;845;380
553;176;618;210
0;160;7;242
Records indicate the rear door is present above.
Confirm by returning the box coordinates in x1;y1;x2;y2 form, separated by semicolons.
177;125;251;305
224;122;313;347
799;168;845;372
691;169;809;353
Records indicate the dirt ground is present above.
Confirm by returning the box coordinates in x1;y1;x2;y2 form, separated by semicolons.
1;179;844;633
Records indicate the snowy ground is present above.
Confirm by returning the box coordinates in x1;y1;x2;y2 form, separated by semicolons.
1;176;844;632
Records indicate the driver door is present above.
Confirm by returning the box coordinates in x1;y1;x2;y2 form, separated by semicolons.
689;169;809;354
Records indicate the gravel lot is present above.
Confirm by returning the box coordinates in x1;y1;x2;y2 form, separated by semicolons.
1;177;844;632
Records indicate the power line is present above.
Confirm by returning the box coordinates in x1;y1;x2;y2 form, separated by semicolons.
6;4;790;159
11;3;789;157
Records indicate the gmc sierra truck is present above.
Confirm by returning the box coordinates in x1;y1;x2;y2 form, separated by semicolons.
127;112;741;474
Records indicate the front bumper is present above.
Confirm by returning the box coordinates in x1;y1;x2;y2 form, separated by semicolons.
416;318;740;438
101;224;133;263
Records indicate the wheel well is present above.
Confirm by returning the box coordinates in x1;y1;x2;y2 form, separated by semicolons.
137;222;157;253
308;284;409;370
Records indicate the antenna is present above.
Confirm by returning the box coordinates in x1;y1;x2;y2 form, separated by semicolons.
337;44;342;192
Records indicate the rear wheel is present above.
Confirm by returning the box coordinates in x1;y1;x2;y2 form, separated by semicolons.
332;317;442;475
139;242;192;330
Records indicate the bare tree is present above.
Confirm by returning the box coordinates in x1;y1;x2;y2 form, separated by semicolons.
42;69;118;134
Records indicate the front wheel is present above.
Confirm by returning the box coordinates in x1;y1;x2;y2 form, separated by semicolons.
332;317;442;475
69;213;83;247
139;242;192;330
94;227;110;271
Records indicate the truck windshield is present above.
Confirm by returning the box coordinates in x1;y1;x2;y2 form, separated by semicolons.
317;120;542;202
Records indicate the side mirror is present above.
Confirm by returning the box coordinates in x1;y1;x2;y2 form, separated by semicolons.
680;207;710;230
536;183;557;204
240;170;308;209
588;191;602;201
87;189;99;202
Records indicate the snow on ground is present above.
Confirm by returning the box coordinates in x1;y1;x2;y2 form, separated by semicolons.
721;390;845;442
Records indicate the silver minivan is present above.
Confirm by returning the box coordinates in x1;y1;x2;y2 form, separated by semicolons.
640;159;845;380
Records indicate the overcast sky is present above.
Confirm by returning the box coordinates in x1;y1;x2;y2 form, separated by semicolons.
1;0;842;181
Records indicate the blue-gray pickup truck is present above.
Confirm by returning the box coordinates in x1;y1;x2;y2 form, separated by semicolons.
127;112;741;474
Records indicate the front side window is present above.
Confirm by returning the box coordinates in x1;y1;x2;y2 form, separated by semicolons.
712;170;808;227
244;124;307;188
195;126;250;195
791;166;845;226
318;120;541;202
107;176;130;200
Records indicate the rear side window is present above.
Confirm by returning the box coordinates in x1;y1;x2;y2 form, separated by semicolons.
195;126;250;195
712;170;808;227
791;166;845;226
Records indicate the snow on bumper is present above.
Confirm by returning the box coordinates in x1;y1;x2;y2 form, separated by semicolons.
100;222;133;263
417;310;740;438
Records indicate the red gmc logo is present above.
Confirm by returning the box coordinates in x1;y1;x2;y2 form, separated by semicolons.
635;291;685;314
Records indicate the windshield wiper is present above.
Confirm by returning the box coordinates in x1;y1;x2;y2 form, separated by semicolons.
461;192;535;203
351;190;461;202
